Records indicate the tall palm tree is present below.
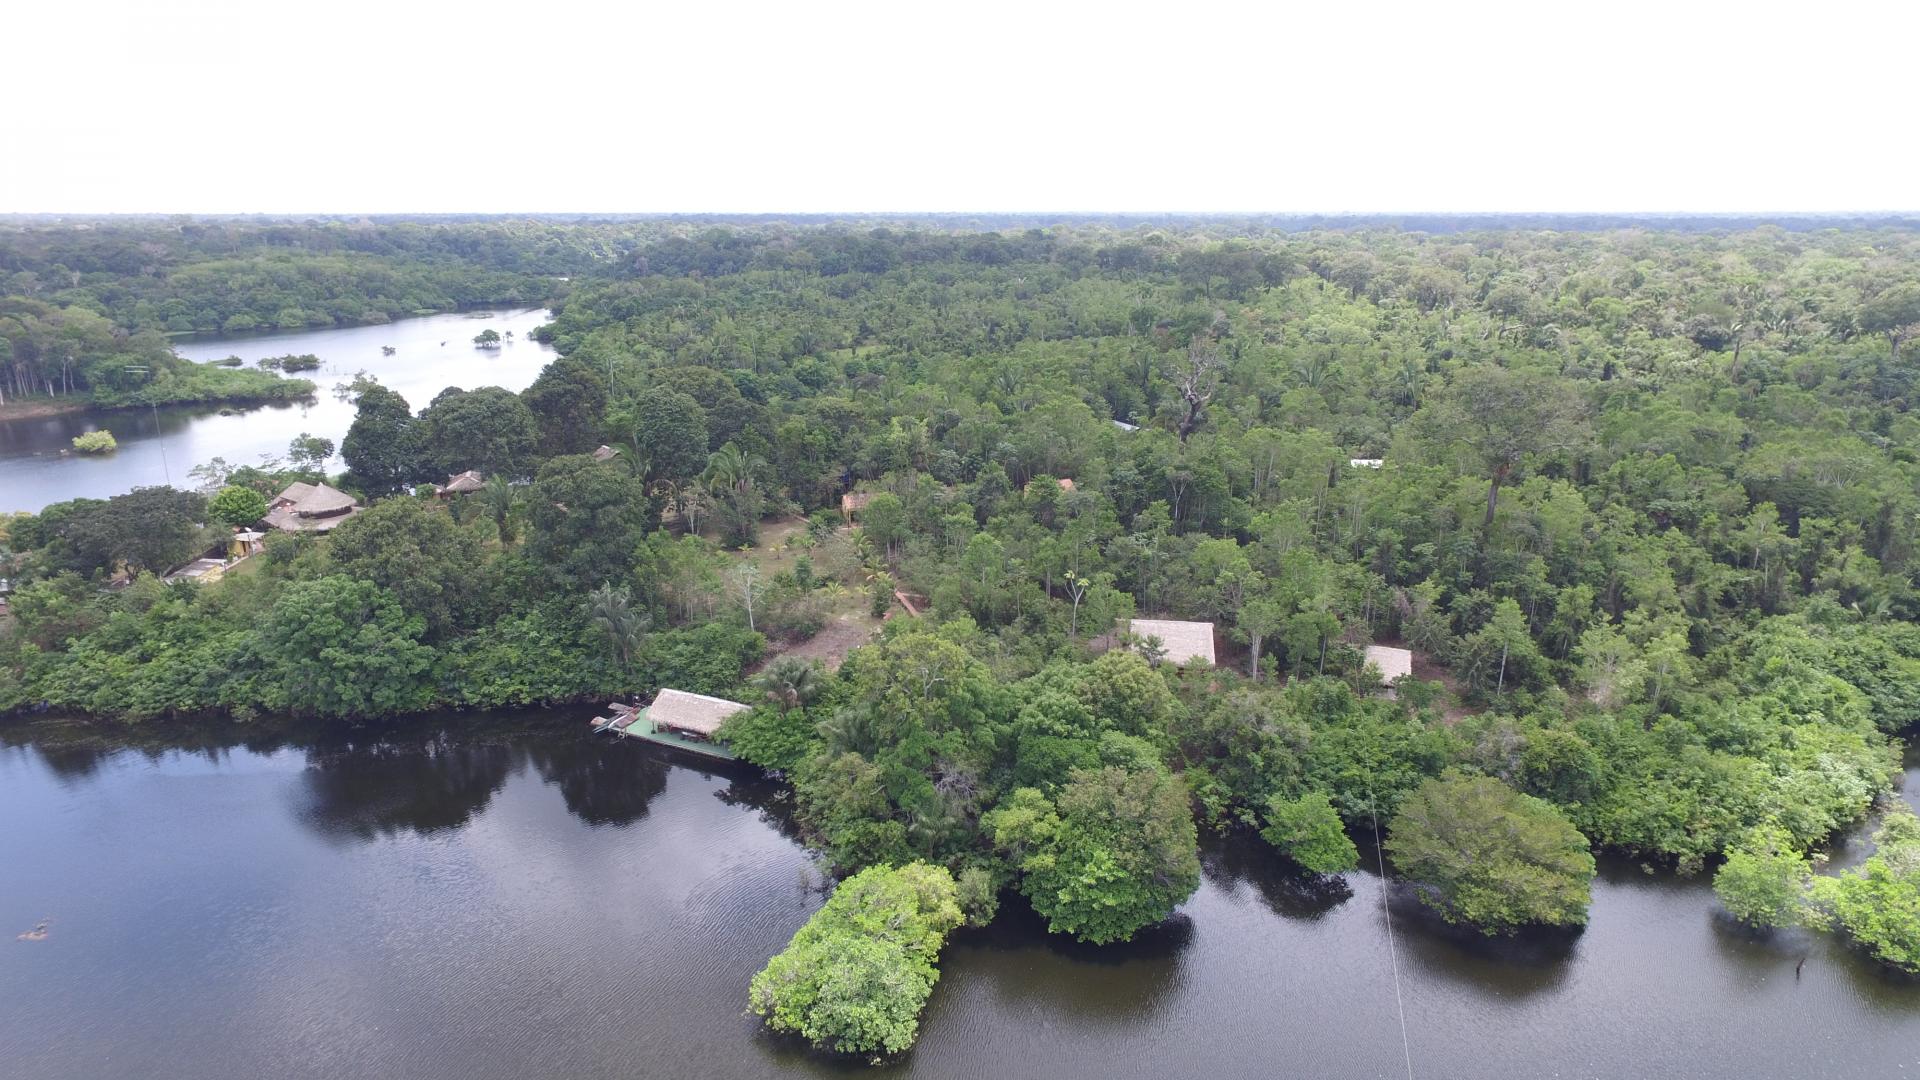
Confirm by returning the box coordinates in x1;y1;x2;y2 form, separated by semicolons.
480;474;517;542
703;443;759;496
752;656;823;715
587;582;648;673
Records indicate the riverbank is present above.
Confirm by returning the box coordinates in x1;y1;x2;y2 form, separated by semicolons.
0;398;89;421
0;377;317;424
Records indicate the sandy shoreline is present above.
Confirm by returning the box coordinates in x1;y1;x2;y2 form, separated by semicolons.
0;398;90;422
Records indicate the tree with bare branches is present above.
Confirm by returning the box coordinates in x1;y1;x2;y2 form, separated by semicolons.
1174;335;1225;443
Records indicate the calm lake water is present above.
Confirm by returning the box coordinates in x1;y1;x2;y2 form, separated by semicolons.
0;308;557;513
2;717;1914;1080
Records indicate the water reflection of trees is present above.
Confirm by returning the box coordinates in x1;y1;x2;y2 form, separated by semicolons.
1201;831;1353;920
1;716;302;787
1383;878;1579;997
297;730;516;842
525;736;668;827
714;771;808;844
945;893;1194;1025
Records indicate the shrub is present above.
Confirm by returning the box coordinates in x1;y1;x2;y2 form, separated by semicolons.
71;429;117;454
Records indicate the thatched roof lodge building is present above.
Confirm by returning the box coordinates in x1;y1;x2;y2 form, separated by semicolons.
1126;618;1216;667
642;688;751;741
264;482;362;533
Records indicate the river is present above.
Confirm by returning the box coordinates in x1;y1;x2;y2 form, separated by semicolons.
0;308;557;513
1;716;1913;1080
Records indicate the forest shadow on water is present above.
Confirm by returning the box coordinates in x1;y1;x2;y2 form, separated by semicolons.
1200;827;1355;920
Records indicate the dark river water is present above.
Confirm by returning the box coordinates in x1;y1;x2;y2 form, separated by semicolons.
0;308;556;513
2;716;1915;1080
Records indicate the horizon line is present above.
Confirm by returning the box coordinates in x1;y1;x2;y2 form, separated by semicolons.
7;209;1920;219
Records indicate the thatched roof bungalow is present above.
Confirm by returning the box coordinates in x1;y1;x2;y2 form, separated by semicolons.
1127;618;1216;667
264;482;362;533
644;688;751;740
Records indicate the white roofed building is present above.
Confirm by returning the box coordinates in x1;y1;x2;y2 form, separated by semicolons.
1126;618;1216;668
1363;644;1414;697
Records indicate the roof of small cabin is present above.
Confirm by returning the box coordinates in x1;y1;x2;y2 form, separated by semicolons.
1112;419;1140;432
440;470;485;494
232;530;265;542
647;688;752;737
1127;618;1216;667
591;444;621;462
1057;478;1076;492
841;491;875;513
1363;645;1413;683
1349;458;1385;468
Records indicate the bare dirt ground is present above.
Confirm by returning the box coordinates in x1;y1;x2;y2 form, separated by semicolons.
768;613;879;672
733;514;884;673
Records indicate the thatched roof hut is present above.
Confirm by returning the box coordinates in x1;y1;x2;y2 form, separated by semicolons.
645;688;751;739
264;482;362;532
841;491;875;520
1127;618;1216;667
437;470;485;496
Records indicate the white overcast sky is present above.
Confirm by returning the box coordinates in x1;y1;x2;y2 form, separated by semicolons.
5;0;1914;214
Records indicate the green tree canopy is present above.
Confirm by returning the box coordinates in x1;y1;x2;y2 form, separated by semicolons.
748;862;963;1056
419;385;540;480
1261;791;1360;875
208;485;268;529
1712;824;1814;928
524;454;655;589
987;765;1200;944
341;383;422;494
1386;773;1596;934
1812;804;1920;973
251;575;436;718
621;385;709;484
521;356;608;458
325;498;486;639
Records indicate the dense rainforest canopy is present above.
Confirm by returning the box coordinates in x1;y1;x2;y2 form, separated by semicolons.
4;216;1920;992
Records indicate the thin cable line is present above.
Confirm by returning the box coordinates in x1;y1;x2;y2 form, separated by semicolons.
1371;796;1416;1080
